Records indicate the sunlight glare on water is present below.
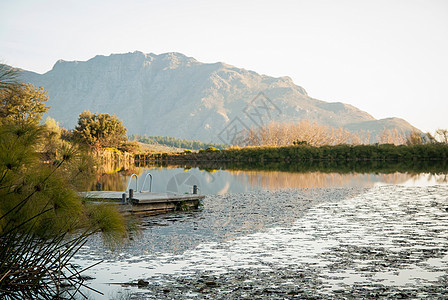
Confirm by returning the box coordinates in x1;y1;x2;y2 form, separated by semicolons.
75;171;448;298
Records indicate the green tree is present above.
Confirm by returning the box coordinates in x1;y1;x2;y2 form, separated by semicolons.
0;83;49;126
73;111;127;149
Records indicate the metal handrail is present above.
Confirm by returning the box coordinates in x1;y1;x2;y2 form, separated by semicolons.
140;173;153;192
125;173;138;193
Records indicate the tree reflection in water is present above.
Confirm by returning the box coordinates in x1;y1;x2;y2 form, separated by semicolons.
89;160;448;193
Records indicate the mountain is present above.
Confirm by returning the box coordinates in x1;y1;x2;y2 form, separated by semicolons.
19;51;418;144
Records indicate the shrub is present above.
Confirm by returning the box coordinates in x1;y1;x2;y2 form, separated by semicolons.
205;146;220;152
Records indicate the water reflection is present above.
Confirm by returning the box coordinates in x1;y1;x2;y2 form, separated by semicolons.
76;182;448;299
79;158;448;298
90;165;448;194
92;161;143;192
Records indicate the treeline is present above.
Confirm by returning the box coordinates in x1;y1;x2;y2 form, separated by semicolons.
130;134;227;150
158;143;448;163
226;144;448;161
238;120;448;147
240;120;364;146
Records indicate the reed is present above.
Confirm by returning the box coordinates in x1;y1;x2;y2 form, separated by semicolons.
0;123;129;298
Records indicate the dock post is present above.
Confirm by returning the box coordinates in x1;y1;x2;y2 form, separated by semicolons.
193;185;198;194
129;189;134;203
122;193;126;204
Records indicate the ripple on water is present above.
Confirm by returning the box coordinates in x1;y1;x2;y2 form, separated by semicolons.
74;185;448;299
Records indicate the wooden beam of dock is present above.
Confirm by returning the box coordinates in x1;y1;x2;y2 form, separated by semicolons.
79;191;205;215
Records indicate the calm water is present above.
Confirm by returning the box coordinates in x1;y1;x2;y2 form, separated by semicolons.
92;166;448;194
76;168;448;299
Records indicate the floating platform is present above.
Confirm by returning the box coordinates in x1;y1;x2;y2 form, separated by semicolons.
79;191;205;216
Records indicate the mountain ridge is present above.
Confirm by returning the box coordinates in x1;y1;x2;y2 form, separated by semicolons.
18;51;418;144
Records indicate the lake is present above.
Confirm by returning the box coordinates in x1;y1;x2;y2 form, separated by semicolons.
91;165;447;194
74;166;448;299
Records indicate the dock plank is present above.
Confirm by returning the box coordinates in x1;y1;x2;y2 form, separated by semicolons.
79;191;205;203
79;190;204;215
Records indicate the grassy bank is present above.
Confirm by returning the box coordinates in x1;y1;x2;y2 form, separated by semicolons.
135;143;448;164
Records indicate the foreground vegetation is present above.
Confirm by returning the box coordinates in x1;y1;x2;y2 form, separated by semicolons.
0;65;131;298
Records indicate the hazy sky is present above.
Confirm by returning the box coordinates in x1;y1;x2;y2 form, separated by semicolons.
1;0;447;133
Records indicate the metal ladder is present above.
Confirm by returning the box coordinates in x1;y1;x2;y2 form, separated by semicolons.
124;173;153;193
125;173;138;193
140;173;153;192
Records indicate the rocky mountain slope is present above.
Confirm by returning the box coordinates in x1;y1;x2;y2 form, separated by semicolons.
19;51;417;144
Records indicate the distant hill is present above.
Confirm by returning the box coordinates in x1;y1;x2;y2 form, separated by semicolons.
19;51;419;144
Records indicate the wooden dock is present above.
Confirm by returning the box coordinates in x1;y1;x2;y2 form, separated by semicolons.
79;191;205;216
